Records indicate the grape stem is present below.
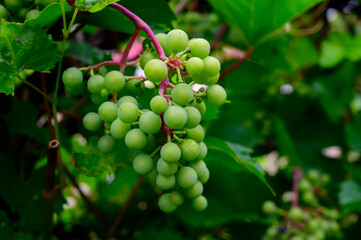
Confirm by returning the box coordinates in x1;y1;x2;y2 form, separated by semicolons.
219;46;253;80
291;168;303;208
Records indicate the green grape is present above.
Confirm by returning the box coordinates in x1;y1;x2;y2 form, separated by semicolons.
302;190;317;205
142;134;156;153
25;9;40;20
192;195;207;211
299;178;312;191
186;57;204;76
98;101;117;122
157;158;178;176
164;106;187;130
144;59;168;83
98;135;115;153
155;33;171;56
18;8;27;19
83;112;102;132
186;125;205;143
170;191;184;206
133;154;154;175
171;83;194;106
262;201;277;215
91;93;108;105
139;111;162;134
62;67;83;88
320;174;330;185
190;38;210;59
191;99;206;116
206;73;220;85
100;88;109;97
150;95;168;113
158;193;177;213
140;51;158;69
176;166;197;188
65;83;84;97
110;119;130;139
87;75;105;93
0;5;8;18
104;71;125;92
289;207;304;221
4;0;22;12
156;174;176;190
191;73;211;84
125;129;147;150
307;169;320;182
184;106;201;129
196;142;208;160
184;181;203;199
199;168;209;184
180;139;199;161
117;95;138;107
161;142;181;163
189;160;207;178
307;219;321;233
118;102;139;123
206;84;227;106
104;122;111;130
265;226;278;238
166;29;189;53
203;56;220;77
184;11;201;24
124;79;141;92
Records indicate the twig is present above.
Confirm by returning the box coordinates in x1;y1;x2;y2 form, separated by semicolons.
120;29;141;73
291;168;303;208
174;0;189;14
43;140;60;240
219;47;253;81
88;60;122;70
105;175;146;239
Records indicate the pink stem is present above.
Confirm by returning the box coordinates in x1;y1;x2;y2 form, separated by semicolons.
119;28;141;73
291;168;303;208
88;60;121;70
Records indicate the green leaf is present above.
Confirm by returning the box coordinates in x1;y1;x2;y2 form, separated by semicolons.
338;181;361;212
73;137;135;176
207;0;323;45
204;137;274;194
74;0;119;12
346;112;361;152
0;21;60;95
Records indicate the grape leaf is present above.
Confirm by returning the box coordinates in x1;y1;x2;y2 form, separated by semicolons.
338;181;361;212
74;0;119;12
0;21;60;95
204;137;274;194
207;0;324;45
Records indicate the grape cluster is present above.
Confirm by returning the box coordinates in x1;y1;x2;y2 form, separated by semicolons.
0;0;55;21
261;170;342;240
62;29;227;213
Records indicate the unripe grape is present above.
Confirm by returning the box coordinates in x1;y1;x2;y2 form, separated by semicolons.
199;168;209;184
196;142;208;160
164;106;187;130
170;191;184;206
206;73;220;85
139;111;162;134
0;5;8;18
184;106;201;129
180;139;199;161
62;67;83;88
266;226;278;238
184;181;203;199
307;219;321;233
150;95;168;113
140;51;158;69
117;95;138;107
186;125;205;143
206;84;227;106
299;178;312;191
104;71;125;92
190;38;210;59
118;102;139;123
189;160;207;179
191;73;210;84
98;101;117;122
155;33;171;56
144;59;168;83
157;158;178;176
262;201;277;215
176;166;197;189
104;122;111;130
161;142;181;163
65;84;84;97
289;207;304;221
191;100;206;116
203;56;220;77
98;135;115;153
87;75;105;93
100;88;109;97
125;129;147;150
91;93;108;105
192;195;207;211
307;169;320;182
186;57;204;75
166;29;189;53
83;112;102;132
171;83;194;106
142;134;157;153
133;154;154;175
110;119;131;139
5;0;22;12
156;174;176;190
18;8;27;19
25;9;40;20
302;190;317;205
124;79;141;92
158;193;177;213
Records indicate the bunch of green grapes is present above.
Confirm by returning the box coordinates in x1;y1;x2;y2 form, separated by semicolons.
0;0;57;21
62;29;226;213
261;170;342;240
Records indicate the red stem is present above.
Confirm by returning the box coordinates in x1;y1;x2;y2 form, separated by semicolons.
119;28;141;73
88;60;122;70
291;168;303;208
219;47;253;80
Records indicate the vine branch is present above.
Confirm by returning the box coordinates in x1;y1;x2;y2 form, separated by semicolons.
291;168;303;208
219;47;253;81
